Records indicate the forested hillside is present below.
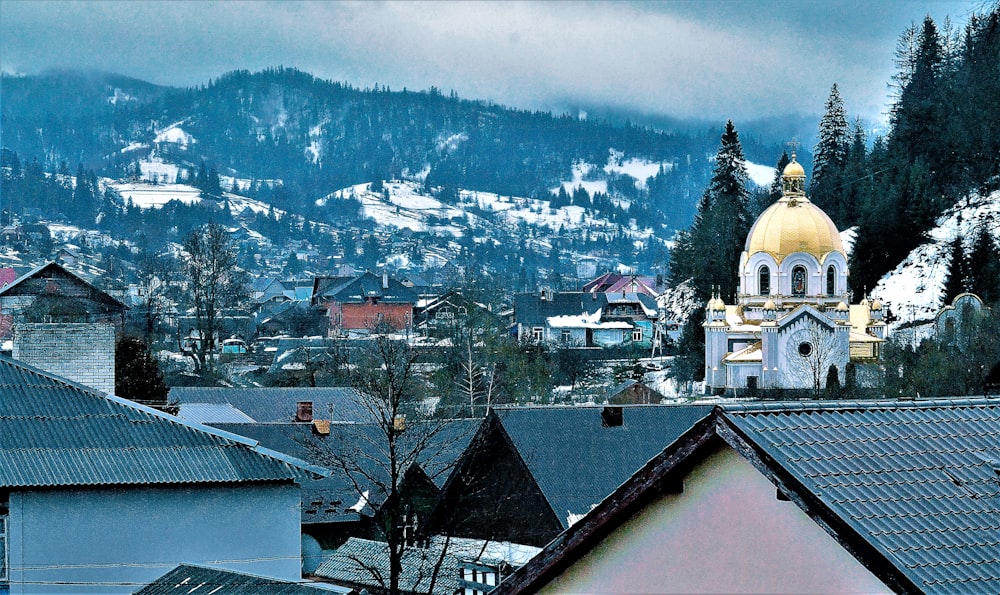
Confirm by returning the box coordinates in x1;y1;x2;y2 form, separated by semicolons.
666;8;1000;383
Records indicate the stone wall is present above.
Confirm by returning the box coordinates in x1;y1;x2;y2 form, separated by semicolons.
13;323;115;394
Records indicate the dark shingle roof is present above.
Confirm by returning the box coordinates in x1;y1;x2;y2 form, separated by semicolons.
134;564;349;594
313;272;417;304
722;398;1000;594
0;357;317;488
513;292;594;326
170;387;371;423
493;405;713;527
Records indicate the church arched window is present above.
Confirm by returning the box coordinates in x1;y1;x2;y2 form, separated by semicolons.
759;266;770;295
826;265;836;296
792;266;807;297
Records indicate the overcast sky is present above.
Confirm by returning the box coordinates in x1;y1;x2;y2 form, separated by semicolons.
0;1;980;126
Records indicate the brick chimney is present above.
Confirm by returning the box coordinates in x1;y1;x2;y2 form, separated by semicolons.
296;401;314;422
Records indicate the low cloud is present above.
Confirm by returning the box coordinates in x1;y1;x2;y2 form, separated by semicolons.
0;0;975;124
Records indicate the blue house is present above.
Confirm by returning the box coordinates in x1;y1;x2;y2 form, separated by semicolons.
0;358;325;594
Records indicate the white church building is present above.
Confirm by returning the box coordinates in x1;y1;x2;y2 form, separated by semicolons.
704;156;886;394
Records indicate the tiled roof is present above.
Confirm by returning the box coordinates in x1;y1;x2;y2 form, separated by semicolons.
134;564;349;594
170;387;371;423
493;405;713;527
723;399;1000;594
0;357;317;488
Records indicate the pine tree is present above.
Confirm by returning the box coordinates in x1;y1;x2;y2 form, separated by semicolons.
669;121;751;303
941;236;968;305
967;225;1000;303
811;84;850;224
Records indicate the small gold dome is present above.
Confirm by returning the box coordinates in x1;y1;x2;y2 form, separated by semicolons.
871;299;883;311
712;298;726;312
836;301;849;312
763;299;777;310
783;158;805;178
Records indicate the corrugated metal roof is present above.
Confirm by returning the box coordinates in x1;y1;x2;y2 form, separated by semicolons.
177;402;257;424
493;405;713;527
134;564;349;594
0;358;315;488
315;536;539;593
723;399;1000;594
170;387;371;423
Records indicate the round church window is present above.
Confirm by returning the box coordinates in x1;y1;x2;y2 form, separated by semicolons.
798;342;813;357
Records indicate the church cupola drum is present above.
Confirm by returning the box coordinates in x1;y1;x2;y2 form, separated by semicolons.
703;154;885;395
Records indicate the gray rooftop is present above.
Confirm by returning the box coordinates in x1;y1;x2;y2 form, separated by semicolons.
0;357;318;488
170;387;371;423
723;398;1000;594
493;404;713;527
134;564;349;594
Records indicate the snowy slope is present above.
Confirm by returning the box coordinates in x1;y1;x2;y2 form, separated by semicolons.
319;180;657;244
874;189;1000;330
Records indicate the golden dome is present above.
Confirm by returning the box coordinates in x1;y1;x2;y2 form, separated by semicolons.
836;301;849;312
763;299;777;310
712;298;726;312
783;158;805;178
871;299;883;311
744;195;844;262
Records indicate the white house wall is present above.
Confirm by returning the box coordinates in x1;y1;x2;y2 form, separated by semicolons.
6;483;302;594
540;445;890;595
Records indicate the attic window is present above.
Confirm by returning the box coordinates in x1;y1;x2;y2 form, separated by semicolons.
601;406;623;427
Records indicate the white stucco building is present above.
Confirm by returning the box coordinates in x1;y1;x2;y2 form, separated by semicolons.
704;156;885;394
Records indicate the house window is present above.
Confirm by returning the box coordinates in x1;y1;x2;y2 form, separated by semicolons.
826;265;836;296
792;266;807;297
632;328;643;342
531;327;544;342
561;330;572;344
759;265;770;295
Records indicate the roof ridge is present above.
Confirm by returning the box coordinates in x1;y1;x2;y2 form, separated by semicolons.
721;397;1000;414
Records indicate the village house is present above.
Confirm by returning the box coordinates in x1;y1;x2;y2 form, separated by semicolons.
512;288;658;349
0;357;324;594
312;271;417;336
497;399;1000;595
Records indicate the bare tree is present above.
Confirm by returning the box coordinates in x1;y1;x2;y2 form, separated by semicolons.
182;223;247;374
313;330;467;594
130;250;172;346
787;322;844;397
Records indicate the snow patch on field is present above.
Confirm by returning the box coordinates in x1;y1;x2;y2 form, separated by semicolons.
111;183;202;208
743;161;776;188
154;121;195;149
319;179;657;247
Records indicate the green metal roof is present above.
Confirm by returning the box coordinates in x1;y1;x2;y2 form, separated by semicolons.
0;357;322;488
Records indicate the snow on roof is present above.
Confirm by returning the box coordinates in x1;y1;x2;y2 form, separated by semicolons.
724;342;762;362
547;309;630;329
